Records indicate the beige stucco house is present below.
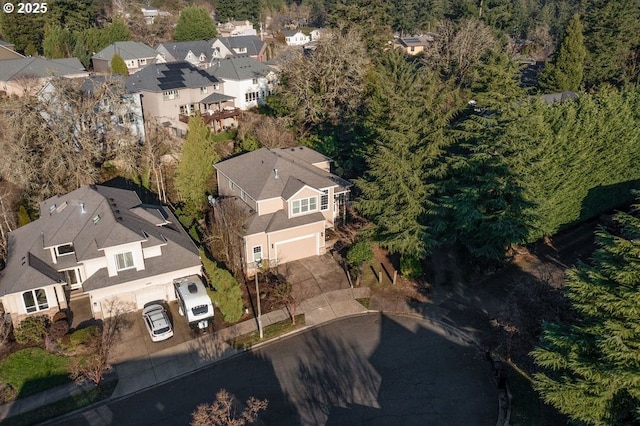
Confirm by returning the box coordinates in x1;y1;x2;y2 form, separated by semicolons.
214;147;351;276
92;41;161;74
0;185;201;326
0;57;88;97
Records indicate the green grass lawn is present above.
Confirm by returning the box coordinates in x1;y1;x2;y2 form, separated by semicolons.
228;315;305;350
0;348;71;399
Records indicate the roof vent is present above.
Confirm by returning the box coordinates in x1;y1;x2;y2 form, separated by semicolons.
80;203;86;214
188;283;198;294
273;168;279;179
93;214;101;224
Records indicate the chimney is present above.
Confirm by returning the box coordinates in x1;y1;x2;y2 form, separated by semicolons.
273;168;279;179
80;203;86;214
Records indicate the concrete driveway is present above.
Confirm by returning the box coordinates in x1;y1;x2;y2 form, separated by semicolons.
275;254;350;298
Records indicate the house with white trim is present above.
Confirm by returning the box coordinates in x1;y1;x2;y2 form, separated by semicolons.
92;41;162;74
283;30;310;46
208;55;276;110
214;147;351;276
0;185;202;326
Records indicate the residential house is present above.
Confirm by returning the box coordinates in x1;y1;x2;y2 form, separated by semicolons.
0;185;202;326
214;147;351;276
126;61;239;135
92;41;161;74
283;30;310;46
217;20;257;37
394;34;435;56
156;36;267;68
141;7;170;25
0;40;24;60
209;55;276;110
310;28;325;41
0;57;88;96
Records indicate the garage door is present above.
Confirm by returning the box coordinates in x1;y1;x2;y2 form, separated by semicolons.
134;285;170;309
275;234;318;264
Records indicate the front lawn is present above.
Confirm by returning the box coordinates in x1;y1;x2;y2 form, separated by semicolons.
0;347;71;399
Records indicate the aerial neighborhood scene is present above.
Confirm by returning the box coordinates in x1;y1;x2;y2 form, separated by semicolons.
0;0;638;424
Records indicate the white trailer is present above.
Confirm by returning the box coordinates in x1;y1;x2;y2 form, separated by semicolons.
174;275;214;330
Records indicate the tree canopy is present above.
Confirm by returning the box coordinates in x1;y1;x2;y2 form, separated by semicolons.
174;6;217;42
538;14;585;93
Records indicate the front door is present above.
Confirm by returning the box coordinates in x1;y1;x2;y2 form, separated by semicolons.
65;268;83;290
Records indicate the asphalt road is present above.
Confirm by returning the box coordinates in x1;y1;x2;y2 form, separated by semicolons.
51;313;497;426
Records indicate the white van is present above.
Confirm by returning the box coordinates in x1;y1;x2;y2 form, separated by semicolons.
173;275;214;330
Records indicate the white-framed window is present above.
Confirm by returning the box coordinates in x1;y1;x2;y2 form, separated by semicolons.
115;251;135;271
252;245;262;262
23;289;48;313
213;83;219;90
241;190;247;201
163;90;179;101
245;92;259;103
139;58;147;65
200;87;208;94
252;78;258;84
292;196;318;215
55;243;74;257
320;190;329;211
229;180;235;190
64;268;83;289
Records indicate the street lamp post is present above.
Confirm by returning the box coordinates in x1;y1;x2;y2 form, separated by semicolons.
255;260;263;339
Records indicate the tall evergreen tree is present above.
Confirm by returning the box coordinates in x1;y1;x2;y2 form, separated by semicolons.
174;7;217;42
355;50;458;257
175;115;219;217
531;208;640;424
43;24;75;59
110;53;128;76
538;14;585;93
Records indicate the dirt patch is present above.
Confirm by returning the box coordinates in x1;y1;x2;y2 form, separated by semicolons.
367;245;430;304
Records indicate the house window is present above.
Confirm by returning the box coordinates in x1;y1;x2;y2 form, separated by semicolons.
252;78;258;84
229;180;235;190
115;251;135;271
55;243;74;257
163;90;179;101
213;83;219;90
65;268;82;289
245;92;259;103
23;289;48;313
252;245;262;262
139;58;147;65
241;190;247;201
201;87;208;94
292;196;318;215
410;46;415;52
320;190;329;211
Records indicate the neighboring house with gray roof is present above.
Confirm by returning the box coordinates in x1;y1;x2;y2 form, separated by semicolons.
209;55;276;110
0;40;23;61
0;57;88;96
283;30;310;46
212;36;267;62
0;185;201;326
214;147;351;275
156;40;219;68
92;41;161;74
126;61;238;135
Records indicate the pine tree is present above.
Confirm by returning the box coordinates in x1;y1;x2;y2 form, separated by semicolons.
355;50;458;258
110;53;128;76
539;14;585;93
531;208;640;424
43;24;75;59
175;114;218;217
174;6;217;42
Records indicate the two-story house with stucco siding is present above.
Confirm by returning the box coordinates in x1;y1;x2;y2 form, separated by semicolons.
214;147;351;276
0;185;201;326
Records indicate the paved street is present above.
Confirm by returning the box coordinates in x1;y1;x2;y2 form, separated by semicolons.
53;313;496;426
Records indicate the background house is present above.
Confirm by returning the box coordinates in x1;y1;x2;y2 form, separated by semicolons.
92;41;161;74
0;40;24;60
283;30;310;46
209;55;276;110
0;57;88;96
156;36;267;68
0;185;201;326
126;61;238;135
217;20;257;37
214;147;351;276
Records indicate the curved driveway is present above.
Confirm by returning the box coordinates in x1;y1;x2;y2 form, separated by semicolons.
55;313;496;426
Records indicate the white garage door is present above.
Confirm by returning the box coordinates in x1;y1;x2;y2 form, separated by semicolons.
275;234;318;264
134;285;170;309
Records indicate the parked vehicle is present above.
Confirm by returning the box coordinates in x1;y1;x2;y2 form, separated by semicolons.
142;303;174;342
174;275;214;330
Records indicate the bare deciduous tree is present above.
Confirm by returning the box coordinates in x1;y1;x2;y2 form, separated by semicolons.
69;298;133;386
206;198;248;277
0;76;139;204
236;113;296;150
191;389;268;426
0;186;16;264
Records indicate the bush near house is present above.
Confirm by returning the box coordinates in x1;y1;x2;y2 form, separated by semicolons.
13;315;49;345
201;250;243;323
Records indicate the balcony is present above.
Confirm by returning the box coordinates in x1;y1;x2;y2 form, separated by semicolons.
179;108;241;125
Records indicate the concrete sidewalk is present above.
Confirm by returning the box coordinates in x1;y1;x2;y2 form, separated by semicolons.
0;287;371;421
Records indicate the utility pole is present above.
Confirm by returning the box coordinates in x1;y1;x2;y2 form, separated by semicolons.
255;260;263;339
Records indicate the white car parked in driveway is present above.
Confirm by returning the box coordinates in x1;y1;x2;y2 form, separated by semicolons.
142;303;174;342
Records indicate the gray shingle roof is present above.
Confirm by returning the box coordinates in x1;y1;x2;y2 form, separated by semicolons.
215;147;351;202
125;61;220;93
209;55;273;81
92;41;158;61
0;185;200;296
156;40;215;63
217;36;265;57
0;57;87;81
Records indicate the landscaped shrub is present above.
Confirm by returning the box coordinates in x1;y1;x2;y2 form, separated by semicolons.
14;315;49;344
346;240;374;267
201;250;243;323
49;320;69;340
400;255;423;280
60;325;99;351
